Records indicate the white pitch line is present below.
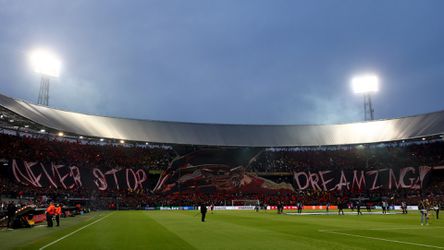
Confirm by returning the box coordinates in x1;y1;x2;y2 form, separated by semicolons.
320;230;444;249
366;226;444;231
319;227;444;232
39;212;115;250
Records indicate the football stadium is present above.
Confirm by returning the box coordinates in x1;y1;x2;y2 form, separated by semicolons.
1;1;444;250
0;93;443;249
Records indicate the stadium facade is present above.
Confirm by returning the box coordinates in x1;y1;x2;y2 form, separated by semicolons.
1;92;444;147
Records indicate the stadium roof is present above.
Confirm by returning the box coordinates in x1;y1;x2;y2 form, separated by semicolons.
1;92;444;147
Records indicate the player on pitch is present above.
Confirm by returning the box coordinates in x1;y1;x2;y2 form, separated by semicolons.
419;198;431;226
200;203;207;222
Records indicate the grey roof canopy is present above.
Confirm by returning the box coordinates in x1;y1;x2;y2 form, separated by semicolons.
1;93;444;147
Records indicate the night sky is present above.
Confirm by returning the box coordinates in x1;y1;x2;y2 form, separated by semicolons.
0;0;443;125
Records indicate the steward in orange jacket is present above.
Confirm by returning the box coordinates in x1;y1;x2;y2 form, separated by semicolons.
55;204;62;227
46;202;56;227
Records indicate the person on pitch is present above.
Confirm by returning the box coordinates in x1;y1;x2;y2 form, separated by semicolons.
297;201;302;214
55;203;62;226
277;202;284;214
382;200;387;214
254;204;259;212
6;201;16;228
433;201;440;220
46;202;56;227
401;201;407;214
356;200;362;215
419;199;430;226
337;198;344;215
350;201;354;212
200;203;207;222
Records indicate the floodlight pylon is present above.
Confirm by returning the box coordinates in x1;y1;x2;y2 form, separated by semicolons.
37;76;50;106
363;93;374;121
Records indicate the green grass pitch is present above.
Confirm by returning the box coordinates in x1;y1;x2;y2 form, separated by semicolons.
1;210;443;249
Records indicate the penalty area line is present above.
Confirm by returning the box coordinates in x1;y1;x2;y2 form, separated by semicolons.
39;212;115;250
319;230;444;249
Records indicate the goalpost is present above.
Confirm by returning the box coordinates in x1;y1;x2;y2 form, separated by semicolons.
231;200;260;206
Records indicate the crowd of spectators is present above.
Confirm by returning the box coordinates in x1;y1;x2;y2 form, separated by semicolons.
250;141;444;173
1;131;444;208
0;133;176;170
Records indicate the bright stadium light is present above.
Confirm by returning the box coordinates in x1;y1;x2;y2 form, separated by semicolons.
351;74;379;94
29;49;61;77
351;74;379;121
29;48;62;106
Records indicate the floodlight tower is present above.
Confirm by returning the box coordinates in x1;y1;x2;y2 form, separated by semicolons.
29;49;61;106
351;74;379;121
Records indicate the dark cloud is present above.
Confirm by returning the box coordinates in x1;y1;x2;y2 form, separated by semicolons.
0;0;443;124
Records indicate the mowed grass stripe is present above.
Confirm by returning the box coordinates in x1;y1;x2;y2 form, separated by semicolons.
168;211;443;250
322;230;444;249
1;211;106;250
210;212;357;249
39;212;116;249
36;210;195;250
201;211;377;250
147;210;313;250
304;213;444;249
148;210;358;250
309;213;444;249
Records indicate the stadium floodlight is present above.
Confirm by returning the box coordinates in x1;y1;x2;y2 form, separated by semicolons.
351;74;379;121
30;49;61;77
29;48;62;106
351;74;379;94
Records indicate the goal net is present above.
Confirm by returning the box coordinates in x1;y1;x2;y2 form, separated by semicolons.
231;200;260;206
